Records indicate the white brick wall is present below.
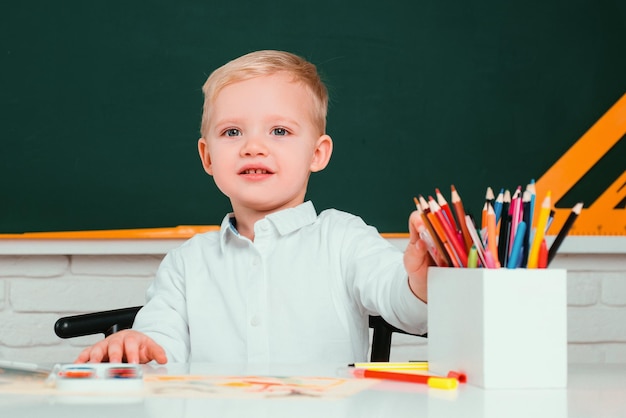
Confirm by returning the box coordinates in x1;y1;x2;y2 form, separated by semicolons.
0;246;624;365
0;255;156;363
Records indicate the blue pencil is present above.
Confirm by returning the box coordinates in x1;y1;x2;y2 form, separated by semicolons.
507;221;527;269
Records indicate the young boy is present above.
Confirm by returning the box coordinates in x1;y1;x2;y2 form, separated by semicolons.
77;50;431;364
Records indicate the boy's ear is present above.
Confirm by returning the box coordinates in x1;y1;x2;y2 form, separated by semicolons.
310;134;333;173
198;138;214;176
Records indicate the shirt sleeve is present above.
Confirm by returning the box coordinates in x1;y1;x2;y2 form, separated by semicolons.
132;250;191;362
338;213;428;335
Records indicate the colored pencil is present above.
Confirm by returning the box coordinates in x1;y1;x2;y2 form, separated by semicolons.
486;204;499;267
414;206;448;267
430;198;468;267
415;196;451;267
493;188;504;225
467;245;478;268
427;199;462;267
482;186;494;230
509;186;522;252
497;190;511;263
538;239;548;268
465;215;489;267
481;202;489;231
451;185;474;252
435;188;458;231
521;192;532;267
499;214;512;267
527;192;552;269
485;186;495;204
349;361;428;370
483;248;498;269
527;179;536;228
546;210;556;233
506;221;527;269
547;202;583;265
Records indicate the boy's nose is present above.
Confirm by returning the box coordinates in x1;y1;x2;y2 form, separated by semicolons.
240;135;268;156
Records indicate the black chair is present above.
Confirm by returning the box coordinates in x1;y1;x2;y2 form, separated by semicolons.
54;306;143;339
55;308;425;362
368;315;427;362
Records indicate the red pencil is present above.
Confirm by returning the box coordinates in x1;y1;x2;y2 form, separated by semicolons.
425;198;460;268
451;185;474;252
413;198;449;267
435;188;458;231
430;198;468;267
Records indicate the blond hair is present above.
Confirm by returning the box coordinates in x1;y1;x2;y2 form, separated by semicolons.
200;50;328;137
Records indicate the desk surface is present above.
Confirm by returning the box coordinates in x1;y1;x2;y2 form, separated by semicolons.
1;363;624;418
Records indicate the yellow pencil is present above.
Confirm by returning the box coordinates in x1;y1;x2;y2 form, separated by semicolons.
349;362;428;370
527;192;552;268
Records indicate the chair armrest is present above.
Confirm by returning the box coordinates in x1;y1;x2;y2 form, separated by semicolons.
54;306;142;339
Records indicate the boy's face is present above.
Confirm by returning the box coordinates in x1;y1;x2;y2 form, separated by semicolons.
198;73;332;217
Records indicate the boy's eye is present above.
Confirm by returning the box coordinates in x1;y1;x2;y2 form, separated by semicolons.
224;128;241;137
272;127;288;136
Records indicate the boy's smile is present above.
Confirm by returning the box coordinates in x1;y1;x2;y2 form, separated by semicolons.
239;164;274;178
197;72;333;238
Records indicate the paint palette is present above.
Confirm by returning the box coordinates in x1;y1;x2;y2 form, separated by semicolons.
51;363;144;392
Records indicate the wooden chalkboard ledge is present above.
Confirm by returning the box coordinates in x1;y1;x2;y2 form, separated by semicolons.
0;234;623;256
0;225;220;240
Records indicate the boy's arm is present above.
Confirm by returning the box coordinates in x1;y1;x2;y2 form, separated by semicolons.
339;211;427;335
130;250;193;363
404;210;433;303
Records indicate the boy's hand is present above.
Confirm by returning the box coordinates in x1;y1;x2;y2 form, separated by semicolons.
404;210;434;303
75;329;167;364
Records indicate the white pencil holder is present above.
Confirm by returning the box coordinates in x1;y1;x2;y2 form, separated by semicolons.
427;267;567;389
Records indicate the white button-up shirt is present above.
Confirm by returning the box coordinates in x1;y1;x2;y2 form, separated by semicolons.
133;201;427;363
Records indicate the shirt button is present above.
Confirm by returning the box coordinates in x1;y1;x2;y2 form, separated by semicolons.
252;256;260;266
260;222;269;231
250;315;260;326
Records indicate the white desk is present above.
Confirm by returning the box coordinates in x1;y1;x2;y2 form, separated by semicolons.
1;363;625;418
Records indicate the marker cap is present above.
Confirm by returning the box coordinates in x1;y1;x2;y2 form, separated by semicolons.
427;377;458;390
446;370;467;383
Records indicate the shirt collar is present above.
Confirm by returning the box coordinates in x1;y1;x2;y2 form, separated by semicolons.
219;201;318;250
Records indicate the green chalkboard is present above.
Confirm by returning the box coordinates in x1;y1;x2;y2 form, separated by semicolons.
2;1;625;233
